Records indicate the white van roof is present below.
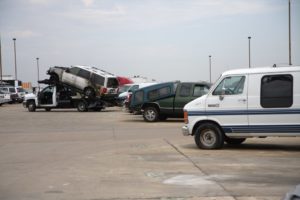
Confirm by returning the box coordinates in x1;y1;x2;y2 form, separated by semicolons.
72;65;117;78
223;66;300;76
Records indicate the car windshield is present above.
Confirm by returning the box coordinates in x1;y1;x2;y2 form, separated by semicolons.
119;85;132;93
107;78;119;88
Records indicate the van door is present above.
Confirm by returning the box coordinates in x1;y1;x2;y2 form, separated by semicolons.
248;73;297;136
206;75;248;136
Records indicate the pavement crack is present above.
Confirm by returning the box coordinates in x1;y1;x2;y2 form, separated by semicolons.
163;138;238;200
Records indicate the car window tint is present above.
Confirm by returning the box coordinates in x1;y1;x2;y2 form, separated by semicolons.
193;85;209;97
179;84;192;97
261;74;293;108
69;67;80;75
107;78;119;88
213;76;245;95
148;86;171;100
77;69;91;80
9;88;16;93
91;74;105;86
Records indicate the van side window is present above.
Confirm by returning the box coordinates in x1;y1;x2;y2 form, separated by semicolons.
193;85;209;97
77;69;91;80
213;76;245;95
179;84;192;97
261;74;293;108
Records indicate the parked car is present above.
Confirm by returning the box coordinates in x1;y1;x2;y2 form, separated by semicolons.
130;81;211;122
0;86;24;103
0;90;12;105
182;66;300;149
47;65;119;99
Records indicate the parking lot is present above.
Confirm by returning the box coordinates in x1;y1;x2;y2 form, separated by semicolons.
0;104;300;200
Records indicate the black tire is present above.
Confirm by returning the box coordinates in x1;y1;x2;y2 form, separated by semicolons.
225;137;246;145
143;107;159;122
194;123;224;149
45;108;51;112
77;101;87;112
84;87;95;98
28;101;36;112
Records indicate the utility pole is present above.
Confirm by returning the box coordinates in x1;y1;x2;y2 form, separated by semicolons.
36;57;40;89
0;36;2;84
13;38;18;86
248;36;251;68
209;55;212;84
288;0;292;65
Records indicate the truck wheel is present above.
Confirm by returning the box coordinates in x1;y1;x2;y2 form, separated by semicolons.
77;101;87;112
194;123;224;149
225;137;246;145
84;87;95;98
143;107;159;122
28;101;36;112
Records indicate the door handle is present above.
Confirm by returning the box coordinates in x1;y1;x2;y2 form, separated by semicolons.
238;99;247;102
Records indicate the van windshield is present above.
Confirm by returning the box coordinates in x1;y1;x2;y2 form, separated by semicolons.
107;78;119;88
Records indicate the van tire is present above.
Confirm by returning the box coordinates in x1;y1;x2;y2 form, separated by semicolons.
84;87;95;98
143;107;159;122
28;101;36;112
77;101;87;112
225;137;246;145
194;123;224;149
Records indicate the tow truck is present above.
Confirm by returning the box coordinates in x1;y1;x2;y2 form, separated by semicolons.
23;83;105;112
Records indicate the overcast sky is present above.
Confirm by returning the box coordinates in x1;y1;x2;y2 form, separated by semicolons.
0;0;299;85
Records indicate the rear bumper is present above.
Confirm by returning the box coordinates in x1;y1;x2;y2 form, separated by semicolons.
182;125;190;136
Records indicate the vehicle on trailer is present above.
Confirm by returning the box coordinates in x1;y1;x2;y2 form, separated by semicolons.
130;81;211;122
182;66;300;149
23;84;105;112
47;65;119;99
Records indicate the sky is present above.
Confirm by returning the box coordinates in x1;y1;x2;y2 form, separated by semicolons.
0;0;299;86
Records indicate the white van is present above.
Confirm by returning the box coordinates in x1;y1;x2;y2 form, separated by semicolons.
182;66;300;149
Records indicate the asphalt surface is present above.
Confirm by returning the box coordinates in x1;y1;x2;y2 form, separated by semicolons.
0;104;300;200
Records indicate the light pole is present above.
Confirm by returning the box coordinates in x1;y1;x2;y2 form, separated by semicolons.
0;36;2;84
209;55;212;84
248;36;251;68
36;57;40;89
13;38;18;86
288;0;292;65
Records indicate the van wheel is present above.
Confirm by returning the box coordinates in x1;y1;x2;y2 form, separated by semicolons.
143;107;158;122
77;101;87;112
84;87;95;98
225;137;246;145
28;101;36;112
194;123;224;149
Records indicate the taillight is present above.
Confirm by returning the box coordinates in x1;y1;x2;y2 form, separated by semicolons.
100;87;107;94
184;111;188;124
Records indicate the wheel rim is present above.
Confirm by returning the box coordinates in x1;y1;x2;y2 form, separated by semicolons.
145;109;156;121
200;129;216;147
78;103;86;111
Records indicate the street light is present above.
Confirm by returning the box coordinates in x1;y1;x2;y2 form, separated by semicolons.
209;55;212;84
36;57;40;88
248;36;251;68
13;38;18;86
